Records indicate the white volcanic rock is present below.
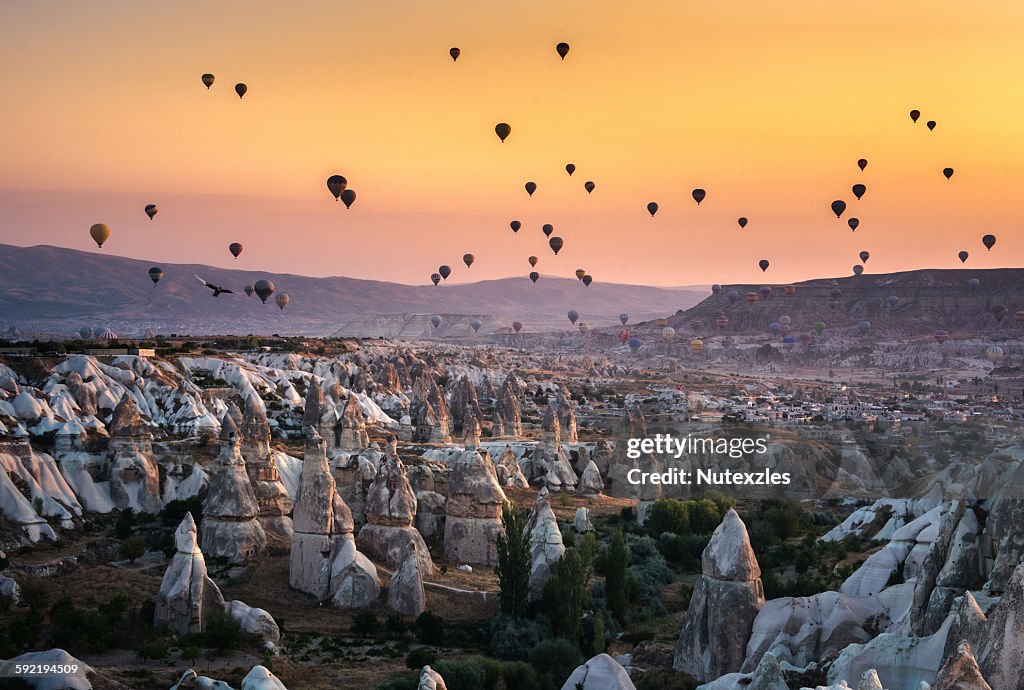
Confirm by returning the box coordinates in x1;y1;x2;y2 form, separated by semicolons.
0;649;93;690
527;488;565;602
331;552;382;609
976;563;1024;690
443;449;506;566
155;513;225;635
107;393;163;514
574;507;594;533
980;461;1024;594
358;454;434;575
201;413;267;563
0;440;82;541
578;460;605;497
225;600;280;646
675;508;764;681
493;376;523;437
560;653;636;690
387;541;426;616
698;652;789;690
242;665;289;690
240;395;293;543
494;445;529;488
418;665;447;690
1;573;21;603
932;642;991;690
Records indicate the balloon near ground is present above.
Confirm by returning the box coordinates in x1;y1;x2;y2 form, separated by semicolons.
89;223;110;248
253;279;275;303
274;293;289;311
148;267;164;285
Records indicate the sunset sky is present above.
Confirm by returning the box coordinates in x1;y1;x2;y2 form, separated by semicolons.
1;0;1022;287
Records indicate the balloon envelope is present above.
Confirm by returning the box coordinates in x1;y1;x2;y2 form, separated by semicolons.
848;218;860;232
243;285;254;297
449;47;460;61
857;158;867;171
529;271;540;283
542;223;554;237
463;253;475;268
692;188;706;205
495;123;511;142
982;234;996;250
254;279;275;303
647;202;659;217
567;310;579;324
525;181;537;196
327;175;347;199
528;256;538;267
738;217;748;228
831;200;847;218
510;220;521;233
439;265;452;279
852;184;866;200
943;167;954;180
144;204;158;220
958;251;969;263
859;251;870;263
549;236;563;254
340;189;356;208
758;259;769;272
275;293;289;310
148;267;164;284
201;73;215;89
584;181;595;194
556;42;570;59
234;83;247;98
431;315;442;328
512;321;523;332
619;313;629;325
927;120;936;131
229;242;243;258
565;163;575;176
431;273;441;286
582;275;592;287
470;318;482;333
853;264;864;275
910;109;920;122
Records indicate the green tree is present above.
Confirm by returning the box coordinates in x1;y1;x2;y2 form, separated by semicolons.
542;547;590;645
119;536;146;563
605;529;629;622
496;503;532;619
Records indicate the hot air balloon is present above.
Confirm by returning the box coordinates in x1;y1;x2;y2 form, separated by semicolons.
689;339;703;353
79;326;94;340
727;290;739;304
275;293;289;311
692;189;706;205
927;120;936;131
934;330;948;344
779;315;792;326
986;346;1004;363
234;83;247;99
711;284;722;294
799;333;813;347
549;236;563;255
584;181;595;194
244;285;254;297
982;234;996;251
857;158;868;171
758;259;770;272
887;295;899;307
958;251;969;263
760;286;773;298
431;315;442;328
1016;311;1024;324
254;279;275;303
439;265;452;280
90;223;111;248
738;217;748;229
229;243;243;259
715;314;729;329
647;202;659;217
628;338;641;352
567;310;579;324
575;269;586;280
662;327;676;340
619;313;629;325
831;288;843;299
470;318;482;333
340;189;357;208
542;223;554;237
943;168;954;180
618;328;630;344
449;47;460;61
148;267;164;285
463;253;475;268
201;73;215;89
495;123;511;142
848;218;860;232
814;321;826;335
582;275;593;287
856;320;871;334
656;318;668;328
967;278;981;289
910;109;921;123
565;163;575;176
831;200;847;218
528;256;538;267
859;251;870;263
145;204;158;220
525;181;537;196
510;220;521;233
556;42;570;59
529;272;540;284
327;175;347;199
512;321;523;333
852;184;866;200
578;322;590;334
784;285;796;295
746;291;758;304
431;273;441;286
853;265;864;276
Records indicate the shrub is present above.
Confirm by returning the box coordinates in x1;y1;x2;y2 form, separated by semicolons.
414;611;446;645
501;661;540;690
119;536;146;563
136;641;169;660
488;614;550;661
352;611;380;636
404;647;437;669
528;638;579;690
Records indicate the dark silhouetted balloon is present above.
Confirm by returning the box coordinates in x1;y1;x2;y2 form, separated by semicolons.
692;188;706;205
470;318;482;333
144;204;158;220
542;223;554;237
463;253;474;268
495;123;511;142
582;274;592;287
926;120;936;131
340;189;356;208
886;295;899;307
431;273;441;286
449;47;460;61
528;256;538;267
958;250;969;263
243;285;254;297
327;175;347;200
148;267;164;285
567;310;578;324
852;184;866;200
575;269;585;280
848;217;860;232
857;320;871;334
556;42;570;59
647;202;658;217
857;158;867;171
853;264;864;276
525;181;537;196
439;265;452;279
235;83;247;99
712;284;721;294
831;200;847;218
584;180;595;194
201;73;215;89
565;163;575;176
512;321;523;332
759;259;769;272
910;109;920;122
510;220;521;233
431;314;442;328
229;242;243;259
254;279;275;303
859;250;870;263
968;278;980;288
738;217;748;228
549;236;563;255
943;167;954;180
727;290;739;304
619;313;629;325
982;234;996;250
529;271;539;284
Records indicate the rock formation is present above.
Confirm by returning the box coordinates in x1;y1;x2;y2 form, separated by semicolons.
358;454;434;574
418;665;447;690
155;513;225;635
527;487;565;601
529;402;577;491
976;563;1024;690
554;389;579;445
577;459;604;497
449;375;483;438
443;449;506;565
933;642;992;690
574;507;594;533
240;395;293;543
674;508;765;681
107;394;162;513
201;412;267;563
494;445;529;488
387;541;426;616
493;376;523;437
560;654;636;690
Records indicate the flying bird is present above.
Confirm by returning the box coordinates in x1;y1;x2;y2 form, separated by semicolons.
195;274;234;297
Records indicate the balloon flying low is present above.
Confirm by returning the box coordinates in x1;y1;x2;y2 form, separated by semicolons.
431;273;441;286
582;274;592;287
148;267;164;285
859;250;870;263
254;279;275;303
529;271;540;284
439;265;452;280
243;285;254;297
619;313;629;325
982;234;996;251
853;264;864;276
512;321;522;333
431;315;442;328
469;318;482;333
275;293;289;311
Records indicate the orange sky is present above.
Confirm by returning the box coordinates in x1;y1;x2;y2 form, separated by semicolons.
1;0;1022;286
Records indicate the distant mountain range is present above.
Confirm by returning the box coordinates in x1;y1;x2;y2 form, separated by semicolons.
0;244;705;337
653;268;1024;338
